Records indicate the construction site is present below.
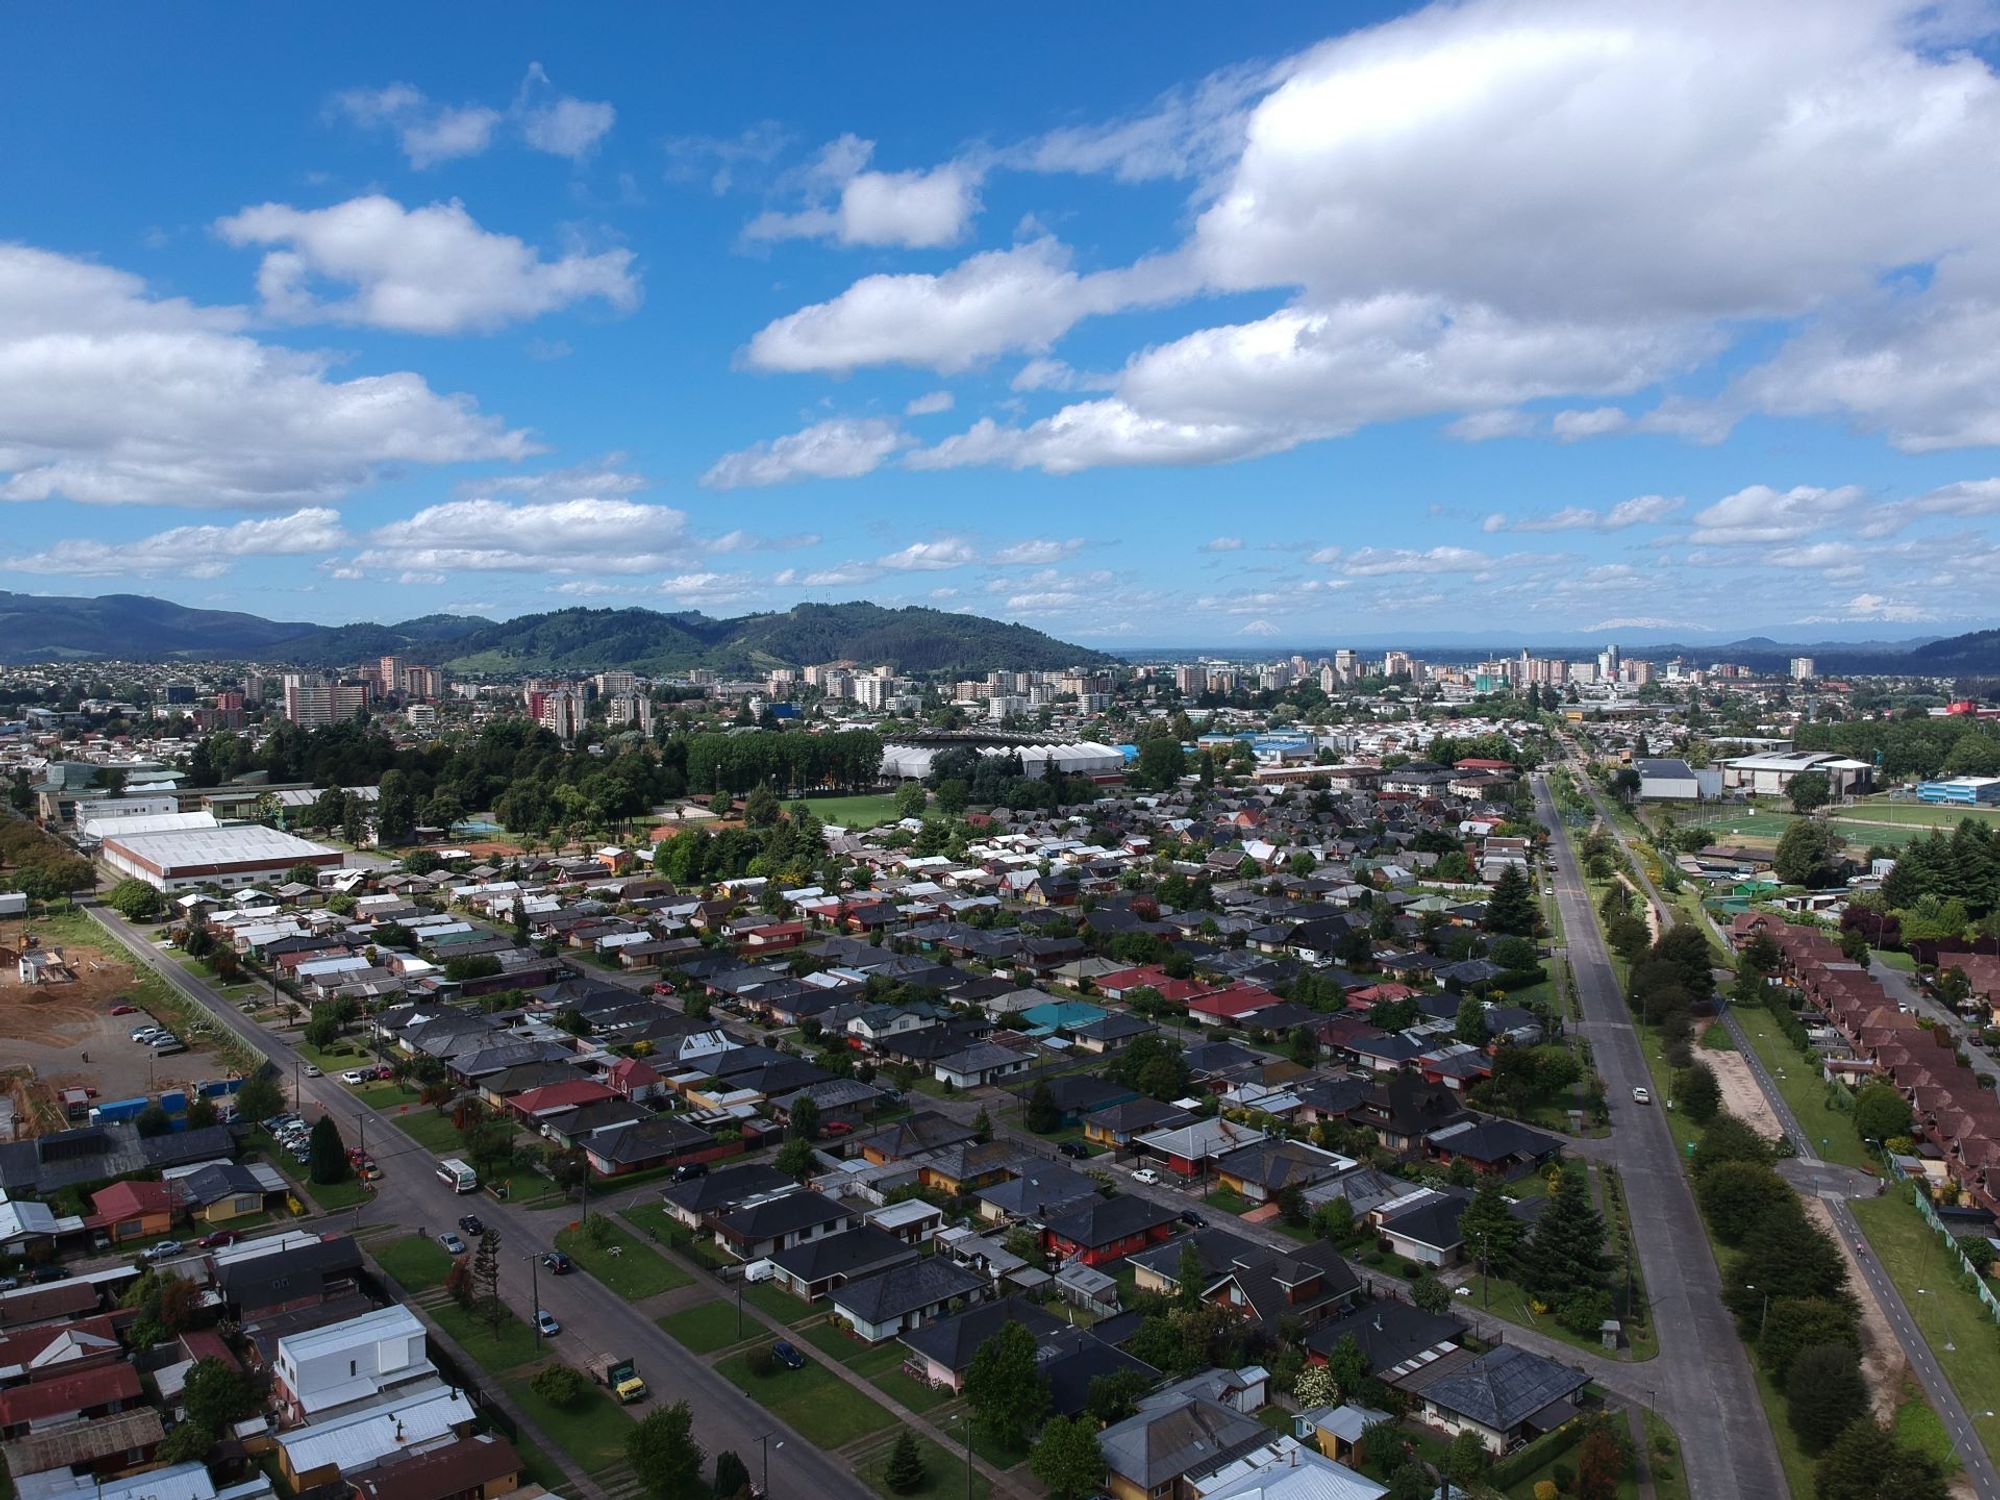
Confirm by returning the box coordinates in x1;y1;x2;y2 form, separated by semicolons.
0;916;219;1138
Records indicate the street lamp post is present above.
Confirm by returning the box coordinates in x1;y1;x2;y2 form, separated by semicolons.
757;1431;783;1499
945;1414;973;1500
523;1253;543;1348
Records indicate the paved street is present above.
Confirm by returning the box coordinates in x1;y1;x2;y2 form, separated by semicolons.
1571;759;2000;1497
83;901;879;1500
1533;774;1788;1499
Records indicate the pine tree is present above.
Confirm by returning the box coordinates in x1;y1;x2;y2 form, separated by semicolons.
1457;1174;1524;1278
712;1451;751;1499
1483;863;1539;936
308;1116;350;1185
1025;1080;1061;1133
883;1431;927;1495
1520;1165;1609;1301
470;1224;503;1333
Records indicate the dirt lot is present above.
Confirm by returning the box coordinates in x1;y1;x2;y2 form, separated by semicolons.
1706;1046;1784;1139
0;918;220;1126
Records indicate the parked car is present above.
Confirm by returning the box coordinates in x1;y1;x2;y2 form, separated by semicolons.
141;1240;185;1263
671;1162;708;1182
1057;1141;1090;1159
109;1003;139;1016
198;1230;240;1249
438;1232;467;1255
341;1069;369;1085
1130;1167;1162;1185
148;1034;181;1049
130;1026;162;1043
458;1214;485;1237
29;1267;68;1284
536;1310;561;1337
302;1064;322;1078
1631;1086;1652;1105
0;1277;18;1292
1179;1210;1208;1228
541;1251;574;1274
771;1340;806;1370
744;1259;777;1283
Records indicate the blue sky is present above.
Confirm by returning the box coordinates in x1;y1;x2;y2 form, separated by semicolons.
5;1;2000;646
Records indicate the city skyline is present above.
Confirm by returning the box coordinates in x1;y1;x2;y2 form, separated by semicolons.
7;1;2000;644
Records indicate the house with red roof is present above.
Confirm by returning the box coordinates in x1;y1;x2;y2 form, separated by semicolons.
88;1181;177;1243
506;1079;616;1125
605;1055;667;1103
1187;984;1282;1027
0;1362;143;1437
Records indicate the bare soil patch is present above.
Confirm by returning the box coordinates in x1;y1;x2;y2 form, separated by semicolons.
1705;1047;1784;1140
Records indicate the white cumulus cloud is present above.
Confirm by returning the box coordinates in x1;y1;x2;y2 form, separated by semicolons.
701;417;903;489
216;195;639;335
0;243;534;508
4;508;347;578
358;496;688;574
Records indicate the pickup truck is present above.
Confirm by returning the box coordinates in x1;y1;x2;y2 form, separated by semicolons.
587;1354;648;1404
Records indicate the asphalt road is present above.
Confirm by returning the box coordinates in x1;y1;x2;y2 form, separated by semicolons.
1569;756;2000;1496
84;901;875;1500
1533;774;1789;1499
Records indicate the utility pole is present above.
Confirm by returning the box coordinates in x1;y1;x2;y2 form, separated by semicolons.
525;1253;543;1348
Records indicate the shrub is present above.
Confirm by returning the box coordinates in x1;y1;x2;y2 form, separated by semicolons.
746;1344;776;1377
530;1363;587;1409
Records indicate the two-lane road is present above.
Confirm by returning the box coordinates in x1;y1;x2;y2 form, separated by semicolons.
85;901;876;1500
1534;775;1788;1499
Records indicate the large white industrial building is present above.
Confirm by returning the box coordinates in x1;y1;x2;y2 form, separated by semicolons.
879;740;1126;782
100;824;343;893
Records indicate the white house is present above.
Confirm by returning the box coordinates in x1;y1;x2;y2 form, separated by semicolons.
274;1305;432;1422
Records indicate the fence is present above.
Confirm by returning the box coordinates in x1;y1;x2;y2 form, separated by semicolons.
1885;1161;2000;1324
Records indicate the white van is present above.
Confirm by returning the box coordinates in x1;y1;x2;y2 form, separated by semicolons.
436;1158;478;1194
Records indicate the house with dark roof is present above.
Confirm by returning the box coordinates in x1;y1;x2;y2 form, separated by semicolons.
1371;1189;1470;1268
581;1113;722;1178
1042;1074;1141;1125
898;1296;1065;1393
974;1165;1102;1226
855;1111;978;1165
1128;1226;1263;1298
1042;1194;1179;1267
350;1432;522;1500
1083;1098;1194;1151
766;1225;918;1302
829;1257;988;1343
1097;1393;1270;1500
1424;1117;1564;1177
1305;1300;1468;1390
660;1163;799;1231
1213;1140;1354;1204
1203;1241;1363;1332
1418;1344;1590;1454
215;1235;364;1319
713;1190;857;1262
912;1139;1025;1195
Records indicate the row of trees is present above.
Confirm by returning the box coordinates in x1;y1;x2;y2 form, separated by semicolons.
0;814;94;904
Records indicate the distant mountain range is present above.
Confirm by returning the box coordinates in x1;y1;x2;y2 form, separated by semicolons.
0;591;1113;676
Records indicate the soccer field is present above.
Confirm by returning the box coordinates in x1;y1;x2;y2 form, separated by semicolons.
798;793;905;829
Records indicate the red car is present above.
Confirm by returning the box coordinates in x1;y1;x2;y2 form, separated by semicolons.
198;1230;239;1249
109;1004;139;1016
822;1120;853;1136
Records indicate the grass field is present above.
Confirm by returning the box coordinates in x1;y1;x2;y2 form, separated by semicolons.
1849;797;2000;831
378;1233;454;1291
1848;1190;2000;1463
658;1299;755;1353
500;1373;636;1474
553;1220;693;1300
391;1107;463;1154
1726;1006;1874;1171
798;793;905;829
715;1346;897;1448
432;1300;542;1371
854;1432;991;1500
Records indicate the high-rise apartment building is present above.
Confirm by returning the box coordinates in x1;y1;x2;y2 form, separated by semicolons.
284;673;372;727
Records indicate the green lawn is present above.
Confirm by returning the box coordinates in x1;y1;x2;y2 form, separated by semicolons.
356;1081;423;1109
623;1204;735;1270
1849;1190;2000;1463
1874;949;1918;973
499;1370;637;1474
1893;1379;1961;1473
741;1279;822;1325
1753;1362;1822;1500
378;1233;454;1292
1642;1411;1693;1500
392;1108;466;1154
715;1347;897;1448
854;1432;990;1500
658;1299;757;1354
1202;1185;1256;1215
431;1301;543;1372
300;1173;372;1212
1727;1006;1874;1171
798;793;905;830
553;1221;693;1300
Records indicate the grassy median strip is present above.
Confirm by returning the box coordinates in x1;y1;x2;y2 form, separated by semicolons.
1848;1190;2000;1462
715;1346;897;1449
553;1219;693;1299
